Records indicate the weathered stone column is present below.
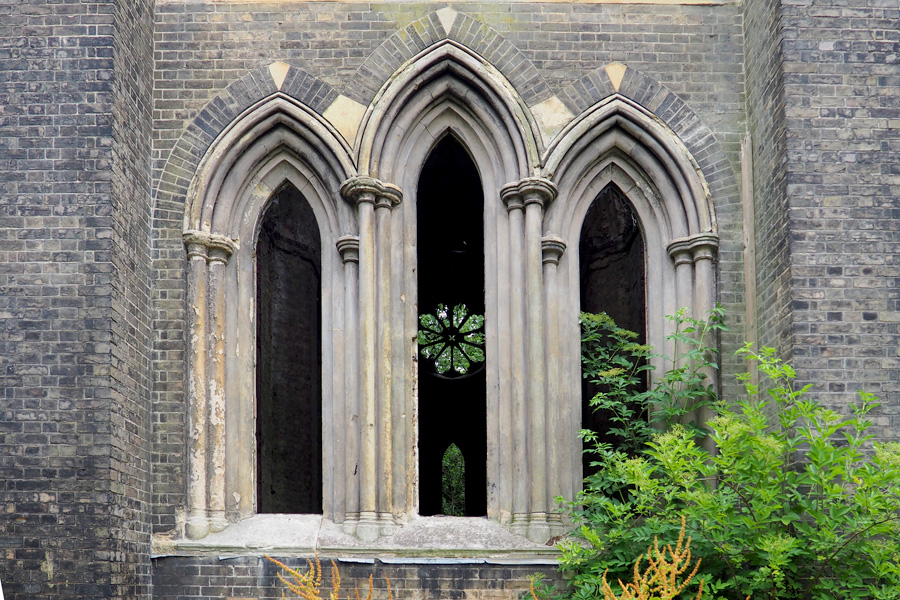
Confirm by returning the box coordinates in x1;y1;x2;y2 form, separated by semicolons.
184;236;210;540
501;177;557;543
541;236;567;531
667;233;719;441
206;242;232;533
668;239;695;318
689;234;719;321
337;235;360;525
689;234;719;446
374;186;401;531
182;230;236;540
500;184;528;536
340;177;402;541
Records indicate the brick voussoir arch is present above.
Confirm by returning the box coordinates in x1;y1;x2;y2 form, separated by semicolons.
343;9;551;109
559;65;738;201
154;64;341;215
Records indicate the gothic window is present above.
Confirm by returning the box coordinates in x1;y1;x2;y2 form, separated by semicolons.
416;135;488;517
579;184;646;472
256;183;322;514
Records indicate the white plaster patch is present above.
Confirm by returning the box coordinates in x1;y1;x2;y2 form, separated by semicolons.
605;63;627;92
268;61;291;91
322;94;368;145
530;95;575;143
436;7;458;35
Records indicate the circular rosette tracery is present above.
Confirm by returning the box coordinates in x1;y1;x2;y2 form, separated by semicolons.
418;303;485;378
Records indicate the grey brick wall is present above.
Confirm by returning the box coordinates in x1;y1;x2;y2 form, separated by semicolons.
0;0;154;596
5;1;897;599
0;1;118;596
743;0;792;359
780;0;900;438
110;0;155;597
151;556;561;600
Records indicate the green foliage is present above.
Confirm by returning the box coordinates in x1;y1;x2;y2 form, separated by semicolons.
579;311;653;456
580;307;725;460
442;443;466;516
418;304;485;375
560;333;900;600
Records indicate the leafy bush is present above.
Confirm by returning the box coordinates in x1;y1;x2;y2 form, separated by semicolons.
561;313;900;600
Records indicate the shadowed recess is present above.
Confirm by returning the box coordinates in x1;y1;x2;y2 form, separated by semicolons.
256;182;323;514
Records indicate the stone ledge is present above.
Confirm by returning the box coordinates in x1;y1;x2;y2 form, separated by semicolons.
152;515;561;561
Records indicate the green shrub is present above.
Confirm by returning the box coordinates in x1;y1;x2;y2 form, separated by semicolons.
561;313;900;600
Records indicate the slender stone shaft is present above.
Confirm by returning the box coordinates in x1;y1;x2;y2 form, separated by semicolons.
185;243;209;540
337;235;361;524
207;247;229;532
541;236;566;527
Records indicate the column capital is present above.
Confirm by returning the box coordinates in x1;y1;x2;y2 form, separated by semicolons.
341;176;402;208
183;230;238;260
541;236;567;266
336;235;360;264
667;232;718;263
500;177;558;210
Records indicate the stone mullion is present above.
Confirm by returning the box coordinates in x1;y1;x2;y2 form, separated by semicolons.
501;187;528;534
501;177;557;543
690;234;719;448
337;235;360;525
358;196;378;540
341;177;402;541
524;189;549;543
541;236;567;533
374;191;401;530
667;234;719;439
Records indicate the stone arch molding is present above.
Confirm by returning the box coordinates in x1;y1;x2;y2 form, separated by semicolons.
541;95;721;489
180;92;358;540
178;33;720;545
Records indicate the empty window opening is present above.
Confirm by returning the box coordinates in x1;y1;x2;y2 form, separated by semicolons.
441;443;466;516
256;183;323;514
417;135;487;517
579;184;647;474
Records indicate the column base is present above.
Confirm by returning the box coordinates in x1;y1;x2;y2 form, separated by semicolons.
186;513;210;540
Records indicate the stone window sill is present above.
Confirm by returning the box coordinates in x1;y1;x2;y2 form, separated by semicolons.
151;515;560;562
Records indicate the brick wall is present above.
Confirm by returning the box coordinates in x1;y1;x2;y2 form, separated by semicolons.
0;0;154;596
110;0;155;597
0;1;117;596
780;0;900;437
152;556;561;600
743;0;792;359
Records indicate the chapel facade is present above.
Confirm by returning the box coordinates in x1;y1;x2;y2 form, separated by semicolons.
1;1;898;598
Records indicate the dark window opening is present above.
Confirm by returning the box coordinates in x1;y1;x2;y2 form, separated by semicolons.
417;135;487;517
579;184;646;475
256;183;322;514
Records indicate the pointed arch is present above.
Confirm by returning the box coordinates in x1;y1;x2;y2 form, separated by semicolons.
184;92;356;238
541;96;720;490
180;93;359;539
356;40;542;184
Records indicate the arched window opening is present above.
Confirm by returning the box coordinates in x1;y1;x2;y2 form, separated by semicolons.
256;182;323;514
441;443;466;516
579;184;646;475
417;135;487;517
